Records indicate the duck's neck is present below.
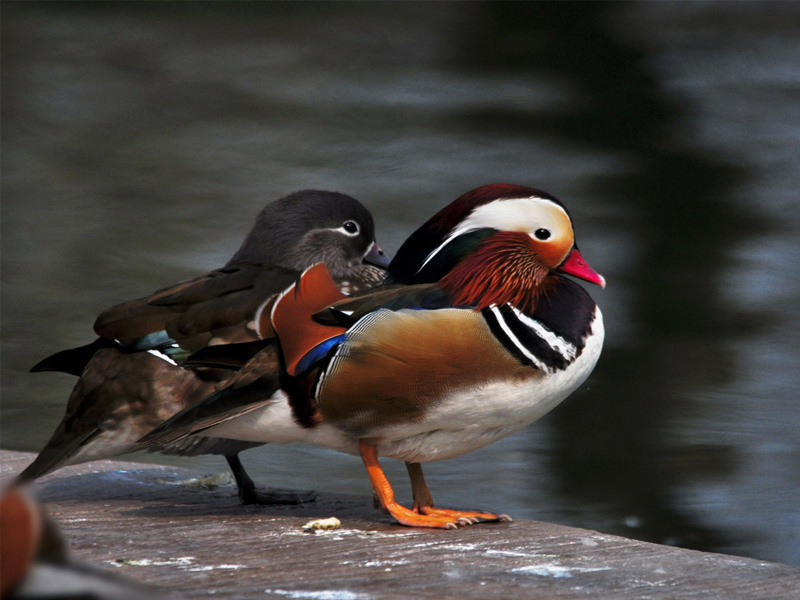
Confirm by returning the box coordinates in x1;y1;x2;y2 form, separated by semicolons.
439;232;554;312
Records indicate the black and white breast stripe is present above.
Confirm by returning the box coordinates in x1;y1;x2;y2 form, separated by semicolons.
483;305;576;372
481;279;600;376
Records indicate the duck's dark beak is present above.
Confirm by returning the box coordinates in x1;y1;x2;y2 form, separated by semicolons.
557;248;606;288
363;242;391;268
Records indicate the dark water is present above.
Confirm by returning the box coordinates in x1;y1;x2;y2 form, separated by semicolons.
2;2;799;566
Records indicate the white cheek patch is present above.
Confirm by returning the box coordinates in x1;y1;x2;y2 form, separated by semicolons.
419;196;572;273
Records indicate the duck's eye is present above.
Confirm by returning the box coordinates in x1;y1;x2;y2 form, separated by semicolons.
534;228;551;240
342;221;360;235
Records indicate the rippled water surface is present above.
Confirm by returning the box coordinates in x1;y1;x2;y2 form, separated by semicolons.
2;2;799;566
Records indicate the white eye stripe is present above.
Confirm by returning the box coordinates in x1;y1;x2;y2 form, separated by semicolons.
418;196;571;273
331;220;360;236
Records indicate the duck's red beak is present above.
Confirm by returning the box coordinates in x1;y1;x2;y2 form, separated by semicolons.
557;248;606;288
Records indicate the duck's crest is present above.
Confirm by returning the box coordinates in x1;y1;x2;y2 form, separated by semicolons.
388;184;564;284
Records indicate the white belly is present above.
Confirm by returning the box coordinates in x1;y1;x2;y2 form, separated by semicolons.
377;307;604;462
203;392;358;454
204;307;604;463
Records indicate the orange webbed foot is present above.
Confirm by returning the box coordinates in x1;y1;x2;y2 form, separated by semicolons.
360;442;463;529
384;501;462;529
418;506;512;526
405;462;512;527
360;445;513;530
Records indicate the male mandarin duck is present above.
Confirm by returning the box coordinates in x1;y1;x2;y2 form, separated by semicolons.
139;184;605;529
18;190;390;505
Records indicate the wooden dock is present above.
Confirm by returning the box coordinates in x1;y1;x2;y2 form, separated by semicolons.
2;450;798;599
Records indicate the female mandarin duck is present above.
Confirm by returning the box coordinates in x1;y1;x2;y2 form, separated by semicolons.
18;190;390;505
140;184;605;528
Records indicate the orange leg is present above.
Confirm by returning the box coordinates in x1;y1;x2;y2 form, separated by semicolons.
406;462;512;525
359;441;460;529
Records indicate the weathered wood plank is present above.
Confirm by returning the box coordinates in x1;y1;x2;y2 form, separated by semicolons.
2;450;798;599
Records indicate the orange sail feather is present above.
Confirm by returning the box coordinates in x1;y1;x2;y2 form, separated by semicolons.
271;263;348;376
